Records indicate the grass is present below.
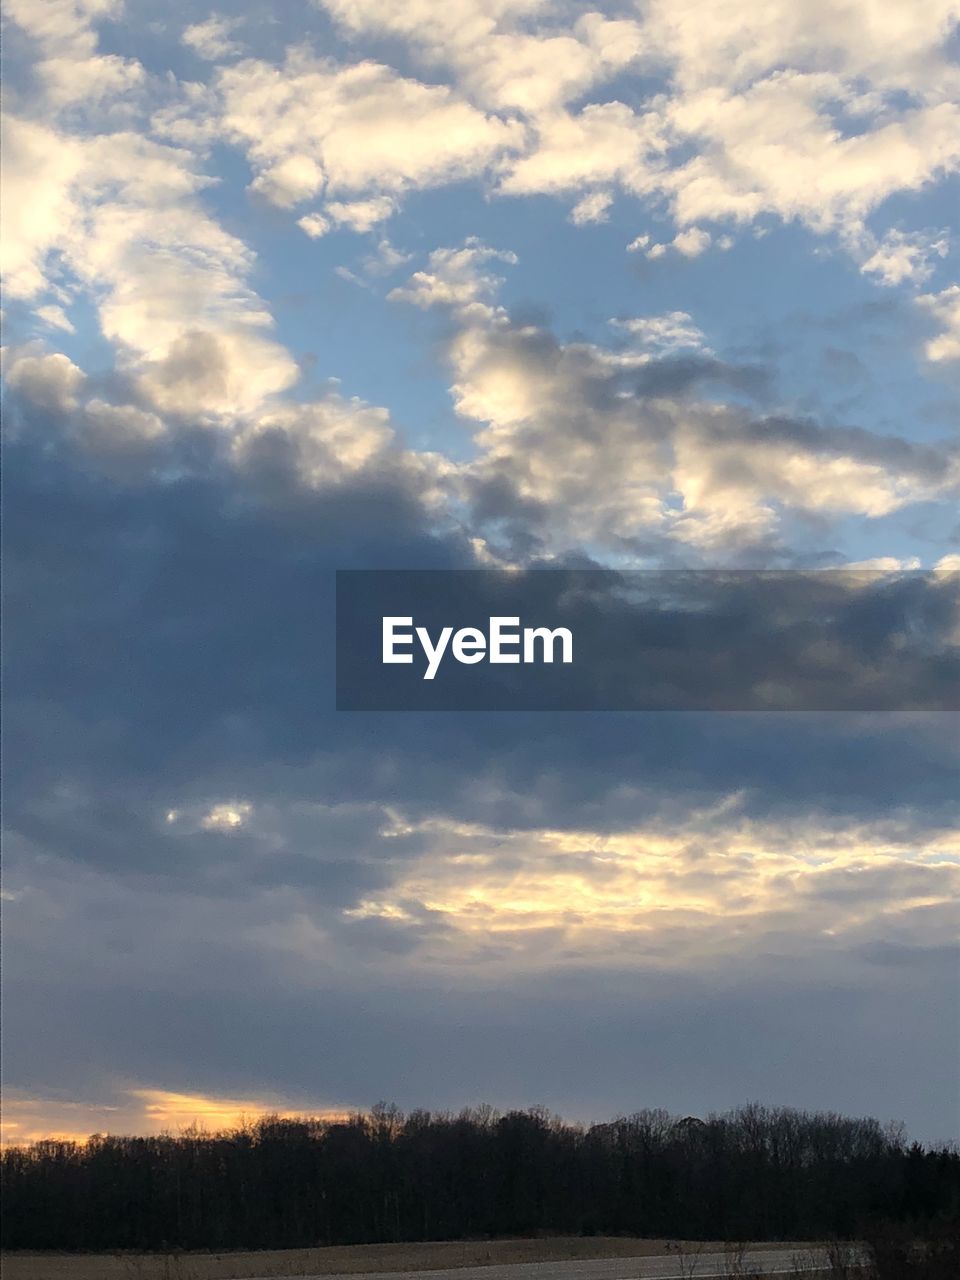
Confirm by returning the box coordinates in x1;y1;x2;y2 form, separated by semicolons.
0;1236;822;1280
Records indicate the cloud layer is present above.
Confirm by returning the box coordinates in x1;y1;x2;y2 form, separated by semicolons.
2;0;958;1145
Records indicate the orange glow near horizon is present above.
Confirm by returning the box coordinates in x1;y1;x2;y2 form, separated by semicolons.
1;1087;352;1148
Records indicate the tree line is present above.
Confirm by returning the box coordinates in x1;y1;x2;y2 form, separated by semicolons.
2;1102;957;1252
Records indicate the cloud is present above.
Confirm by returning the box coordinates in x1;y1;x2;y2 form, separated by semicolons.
3;106;299;421
298;211;331;238
340;808;960;970
859;227;949;286
11;0;959;291
610;312;710;355
2;1086;346;1145
324;196;397;232
312;0;960;270
317;1;645;114
663;79;960;236
0;117;84;301
499;100;666;198
628;0;960;244
4;348;86;411
340;567;959;713
219;49;524;210
199;801;254;831
386;248;957;558
249;153;324;207
671;226;712;257
4;696;957;1136
6;212;955;567
134;328;298;418
1;340;445;494
182;14;244;61
232;395;401;484
917;285;960;362
34;303;75;332
568;190;613;225
4;0;144;112
388;238;518;310
4;395;957;1135
639;0;959;93
3;0;960;1150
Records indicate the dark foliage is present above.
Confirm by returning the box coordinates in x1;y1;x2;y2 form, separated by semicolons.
865;1211;960;1279
2;1103;957;1252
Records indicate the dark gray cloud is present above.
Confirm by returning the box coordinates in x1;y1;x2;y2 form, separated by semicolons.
336;568;960;710
3;381;959;1145
4;0;960;1158
5;933;957;1141
5;416;957;841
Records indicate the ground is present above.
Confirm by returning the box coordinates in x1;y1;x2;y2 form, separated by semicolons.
0;1236;824;1280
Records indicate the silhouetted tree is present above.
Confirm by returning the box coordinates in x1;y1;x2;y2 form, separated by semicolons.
2;1103;957;1251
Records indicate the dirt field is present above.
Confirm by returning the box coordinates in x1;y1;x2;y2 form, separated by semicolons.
0;1236;817;1280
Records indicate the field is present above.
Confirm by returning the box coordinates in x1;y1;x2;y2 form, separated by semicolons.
0;1236;820;1280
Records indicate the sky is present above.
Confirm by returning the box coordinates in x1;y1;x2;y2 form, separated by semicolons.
1;0;959;1147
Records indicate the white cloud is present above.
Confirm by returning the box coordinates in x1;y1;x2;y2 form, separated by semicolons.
67;131;299;416
249;153;324;208
641;227;730;260
647;0;960;231
672;226;712;257
35;304;76;333
297;212;331;238
500;100;666;197
0;118;84;301
5;0;958;548
388;238;517;310
638;0;960;96
386;255;958;556
859;228;949;286
316;0;543;52
4;0;143;112
917;285;960;362
25;0;943;300
325;196;396;232
219;50;524;208
611;312;710;355
311;0;960;269
182;14;244;61
2;123;298;418
642;228;714;260
569;190;613;225
2;9;302;421
363;239;413;277
664;75;960;236
843;557;923;570
317;1;645;114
